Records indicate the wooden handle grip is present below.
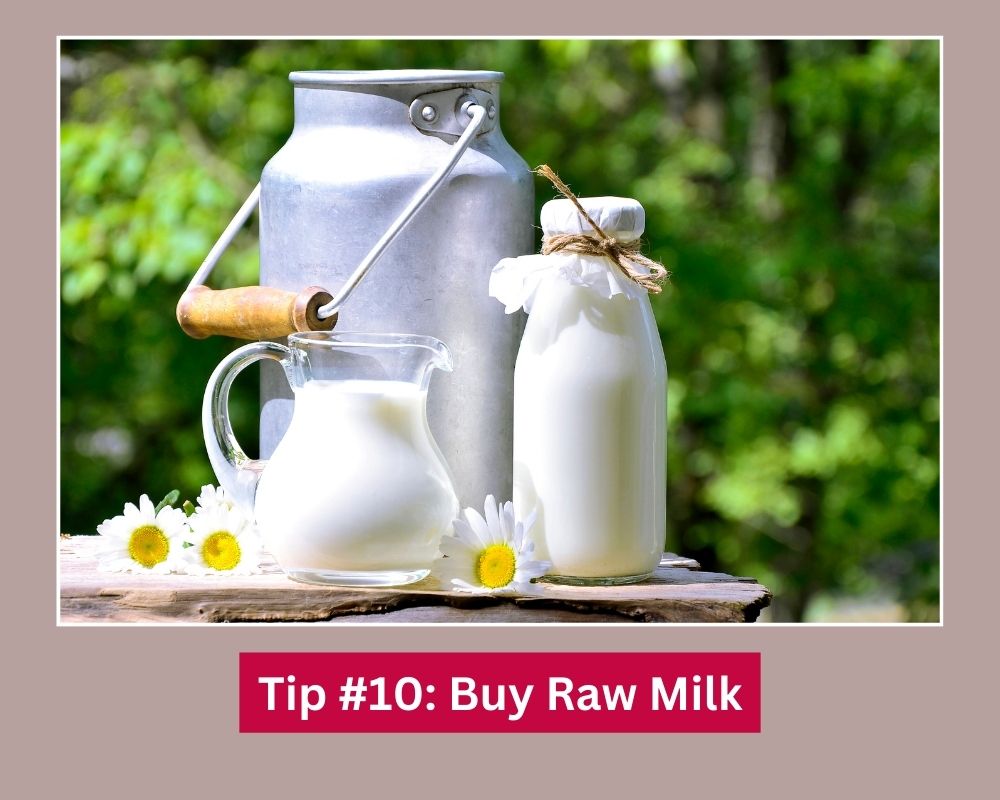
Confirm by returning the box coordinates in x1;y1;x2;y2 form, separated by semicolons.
176;285;338;340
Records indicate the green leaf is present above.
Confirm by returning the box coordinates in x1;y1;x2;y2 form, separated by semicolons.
154;489;180;514
182;499;196;516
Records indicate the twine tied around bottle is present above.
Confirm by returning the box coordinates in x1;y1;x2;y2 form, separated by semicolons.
535;165;670;294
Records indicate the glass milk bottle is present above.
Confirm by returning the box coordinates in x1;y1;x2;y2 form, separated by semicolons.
490;196;666;584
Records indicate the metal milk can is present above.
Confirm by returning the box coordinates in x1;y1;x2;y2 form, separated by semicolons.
177;70;534;506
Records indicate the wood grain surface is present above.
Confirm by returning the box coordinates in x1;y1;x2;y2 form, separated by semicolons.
59;535;771;624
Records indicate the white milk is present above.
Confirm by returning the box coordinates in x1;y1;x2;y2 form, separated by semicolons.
254;379;459;574
513;278;666;580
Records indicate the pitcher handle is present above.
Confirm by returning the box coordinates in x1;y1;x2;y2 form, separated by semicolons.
202;341;294;516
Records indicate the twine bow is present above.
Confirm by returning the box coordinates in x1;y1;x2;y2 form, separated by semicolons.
535;164;669;293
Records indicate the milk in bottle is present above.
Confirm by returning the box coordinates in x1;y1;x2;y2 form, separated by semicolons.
490;196;667;583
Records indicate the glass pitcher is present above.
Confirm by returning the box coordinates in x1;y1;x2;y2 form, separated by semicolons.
203;332;459;587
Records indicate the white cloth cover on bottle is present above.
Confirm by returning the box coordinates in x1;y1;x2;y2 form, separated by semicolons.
489;196;651;314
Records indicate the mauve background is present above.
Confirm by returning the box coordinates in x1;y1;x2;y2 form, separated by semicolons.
12;2;992;796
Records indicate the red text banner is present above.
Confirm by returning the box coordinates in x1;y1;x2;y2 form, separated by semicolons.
239;651;761;733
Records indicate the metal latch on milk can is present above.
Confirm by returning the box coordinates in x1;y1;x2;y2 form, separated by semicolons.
175;91;494;340
409;88;497;138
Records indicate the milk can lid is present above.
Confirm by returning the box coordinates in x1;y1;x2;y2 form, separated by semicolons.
540;196;645;241
289;69;504;86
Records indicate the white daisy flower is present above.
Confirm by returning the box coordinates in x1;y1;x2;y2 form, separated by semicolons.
95;494;188;574
195;484;234;513
181;503;263;576
432;495;550;593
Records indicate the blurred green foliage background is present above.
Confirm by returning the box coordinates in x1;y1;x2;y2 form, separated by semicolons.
59;39;939;621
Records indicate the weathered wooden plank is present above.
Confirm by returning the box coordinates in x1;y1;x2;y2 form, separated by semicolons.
659;553;701;570
59;535;768;624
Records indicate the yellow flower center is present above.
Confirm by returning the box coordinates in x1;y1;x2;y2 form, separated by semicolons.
201;531;242;571
475;543;517;589
128;525;170;568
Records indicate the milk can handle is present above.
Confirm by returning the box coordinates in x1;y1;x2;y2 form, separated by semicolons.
315;101;489;320
202;341;293;514
182;100;490;336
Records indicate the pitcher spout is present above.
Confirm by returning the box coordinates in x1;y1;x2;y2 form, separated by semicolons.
399;334;453;390
422;337;454;374
286;331;453;388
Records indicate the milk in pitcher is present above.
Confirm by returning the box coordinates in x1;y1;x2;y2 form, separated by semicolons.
254;379;459;576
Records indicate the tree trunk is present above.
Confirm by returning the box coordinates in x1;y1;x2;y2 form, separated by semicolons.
749;40;795;183
689;40;729;145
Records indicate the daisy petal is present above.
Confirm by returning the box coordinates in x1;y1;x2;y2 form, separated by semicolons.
498;501;515;543
482;495;502;544
521;507;538;538
514;559;551;582
449;578;492;594
449;518;479;548
138;494;155;517
461;508;493;548
511;520;525;552
183;503;262;575
438;535;478;560
431;494;546;594
433;562;477;587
